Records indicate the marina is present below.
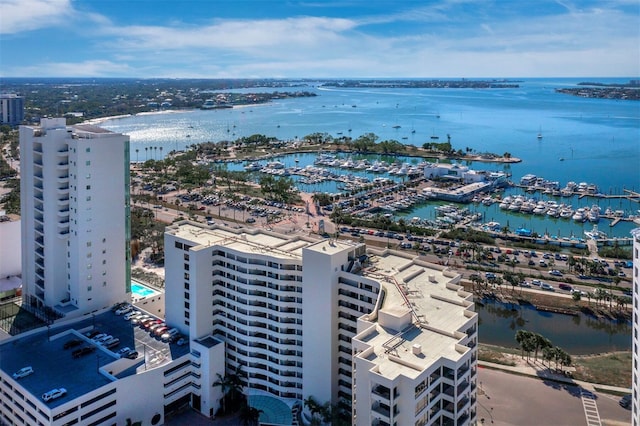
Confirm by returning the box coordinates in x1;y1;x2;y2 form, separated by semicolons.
101;78;640;242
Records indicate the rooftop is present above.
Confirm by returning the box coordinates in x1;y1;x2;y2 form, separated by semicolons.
0;309;189;408
166;221;317;259
356;250;475;379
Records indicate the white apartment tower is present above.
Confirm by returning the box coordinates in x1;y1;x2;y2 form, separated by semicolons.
164;222;477;424
632;228;640;425
20;118;131;319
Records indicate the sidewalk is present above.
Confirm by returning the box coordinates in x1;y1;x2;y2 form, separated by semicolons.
479;359;631;394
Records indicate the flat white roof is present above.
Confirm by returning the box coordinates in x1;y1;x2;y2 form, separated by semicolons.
357;251;475;379
167;222;316;259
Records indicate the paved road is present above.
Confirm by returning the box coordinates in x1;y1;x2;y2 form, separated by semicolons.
478;367;631;426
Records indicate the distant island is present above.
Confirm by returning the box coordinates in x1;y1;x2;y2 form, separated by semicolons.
321;79;521;89
555;80;640;101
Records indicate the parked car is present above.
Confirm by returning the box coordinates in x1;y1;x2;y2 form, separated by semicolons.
519;281;531;288
153;326;169;337
94;334;113;344
619;394;631;409
117;347;133;356
102;337;120;348
148;323;166;333
558;283;573;291
42;388;67;402
131;315;150;325
124;350;139;359
63;339;83;349
143;319;163;330
12;366;34;379
549;270;563;277
115;304;133;315
85;330;102;339
90;333;108;343
176;337;187;346
124;311;141;320
541;283;555;291
111;302;128;312
72;346;96;358
161;328;179;341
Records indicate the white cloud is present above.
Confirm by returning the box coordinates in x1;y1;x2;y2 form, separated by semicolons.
101;16;356;52
1;0;638;78
0;0;74;34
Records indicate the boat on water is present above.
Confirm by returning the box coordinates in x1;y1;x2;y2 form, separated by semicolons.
584;224;608;240
266;160;285;169
244;162;262;171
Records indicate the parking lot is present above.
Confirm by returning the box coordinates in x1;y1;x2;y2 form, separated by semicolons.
478;367;632;425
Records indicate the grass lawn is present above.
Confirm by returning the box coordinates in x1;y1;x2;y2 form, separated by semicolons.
572;351;632;388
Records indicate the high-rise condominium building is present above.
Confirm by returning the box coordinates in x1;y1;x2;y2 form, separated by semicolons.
0;93;25;126
20;118;131;319
164;222;477;424
632;228;640;425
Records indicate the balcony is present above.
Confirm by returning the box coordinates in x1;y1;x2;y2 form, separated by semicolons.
442;384;455;398
57;148;69;155
457;365;470;379
457;397;470;412
56;161;69;170
442;401;455;415
372;385;391;400
57;175;69;183
458;412;470;425
371;401;391;419
457;380;470;395
443;367;455;381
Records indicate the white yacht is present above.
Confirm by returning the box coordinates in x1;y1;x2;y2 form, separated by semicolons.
244;162;262;171
559;207;574;219
572;208;587;222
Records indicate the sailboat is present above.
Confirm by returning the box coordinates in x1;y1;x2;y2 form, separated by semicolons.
537;126;543;140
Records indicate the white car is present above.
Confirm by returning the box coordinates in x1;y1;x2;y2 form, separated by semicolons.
91;333;108;343
115;305;133;315
94;334;113;344
124;311;140;321
12;366;34;379
117;347;132;356
42;388;67;402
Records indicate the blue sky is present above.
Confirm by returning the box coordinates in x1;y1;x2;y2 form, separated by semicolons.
1;0;638;78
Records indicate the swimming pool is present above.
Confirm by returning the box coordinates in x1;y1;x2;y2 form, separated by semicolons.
131;282;158;298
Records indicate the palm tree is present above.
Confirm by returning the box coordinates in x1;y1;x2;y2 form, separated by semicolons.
532;333;552;362
154;146;158;159
239;405;263;426
212;373;232;414
144;146;148;159
135;148;139;163
159;146;163;160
